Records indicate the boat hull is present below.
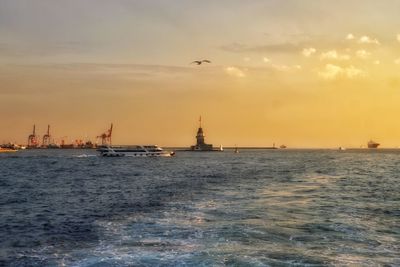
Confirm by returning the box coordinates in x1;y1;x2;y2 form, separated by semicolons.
0;149;17;153
367;140;380;149
101;151;173;157
98;146;174;157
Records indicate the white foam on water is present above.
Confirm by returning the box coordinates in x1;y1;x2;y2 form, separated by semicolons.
62;208;211;266
74;154;98;158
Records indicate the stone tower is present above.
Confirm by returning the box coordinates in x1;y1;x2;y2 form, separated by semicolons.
190;116;213;151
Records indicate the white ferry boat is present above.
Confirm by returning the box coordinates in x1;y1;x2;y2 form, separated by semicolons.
98;145;175;157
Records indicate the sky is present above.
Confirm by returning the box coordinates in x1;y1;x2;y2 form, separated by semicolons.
1;0;400;147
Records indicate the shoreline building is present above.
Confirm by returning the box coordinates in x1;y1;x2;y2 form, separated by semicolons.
190;117;214;151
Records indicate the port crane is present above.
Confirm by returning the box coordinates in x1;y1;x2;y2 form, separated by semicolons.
27;125;39;148
97;123;113;146
42;125;51;147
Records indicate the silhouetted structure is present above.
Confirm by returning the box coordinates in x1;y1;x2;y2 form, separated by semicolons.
190;117;213;151
368;140;380;148
60;139;74;149
97;123;113;146
42;125;51;147
27;125;39;148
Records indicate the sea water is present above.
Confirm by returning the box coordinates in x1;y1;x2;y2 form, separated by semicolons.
0;149;399;266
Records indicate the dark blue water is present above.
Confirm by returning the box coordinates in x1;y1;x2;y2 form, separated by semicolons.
1;149;399;266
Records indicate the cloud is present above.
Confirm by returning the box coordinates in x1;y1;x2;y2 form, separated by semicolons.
395;58;400;65
225;66;245;77
302;47;316;57
6;63;194;81
358;35;380;45
346;33;355;40
243;57;251;62
374;60;380;65
355;49;371;59
220;35;360;56
271;64;301;72
397;34;400;43
320;50;350;61
0;63;199;96
318;64;365;80
345;65;365;78
220;42;302;54
263;57;270;63
318;64;343;79
0;41;92;58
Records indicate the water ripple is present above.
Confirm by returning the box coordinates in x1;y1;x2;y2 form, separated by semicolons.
1;149;399;266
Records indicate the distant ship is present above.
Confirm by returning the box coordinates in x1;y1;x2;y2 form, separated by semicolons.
0;147;17;153
1;143;20;150
367;140;380;149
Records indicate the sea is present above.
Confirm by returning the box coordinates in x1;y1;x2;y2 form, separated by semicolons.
0;149;399;266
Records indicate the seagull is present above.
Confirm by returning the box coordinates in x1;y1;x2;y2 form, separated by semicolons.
191;59;211;65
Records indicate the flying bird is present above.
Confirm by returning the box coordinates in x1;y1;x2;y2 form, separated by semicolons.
191;60;211;65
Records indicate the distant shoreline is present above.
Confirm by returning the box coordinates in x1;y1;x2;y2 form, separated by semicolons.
165;147;400;150
12;146;400;150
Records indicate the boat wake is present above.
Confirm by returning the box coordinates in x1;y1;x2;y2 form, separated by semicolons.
74;154;98;158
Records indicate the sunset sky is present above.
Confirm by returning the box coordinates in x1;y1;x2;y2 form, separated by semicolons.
1;0;400;147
